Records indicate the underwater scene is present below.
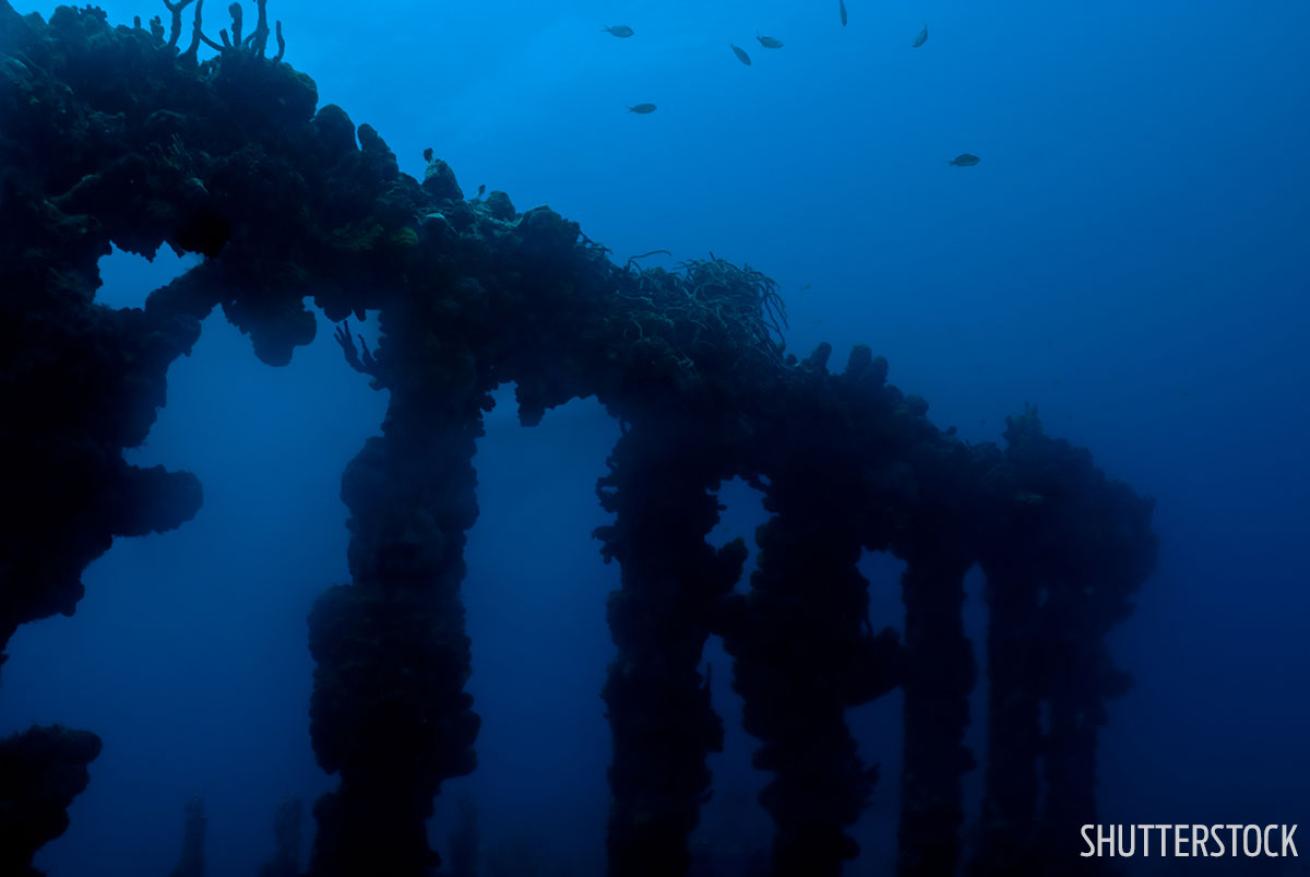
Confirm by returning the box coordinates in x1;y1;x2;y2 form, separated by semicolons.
1;1;1308;875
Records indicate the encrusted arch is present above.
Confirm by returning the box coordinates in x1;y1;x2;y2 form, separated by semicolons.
0;5;1156;875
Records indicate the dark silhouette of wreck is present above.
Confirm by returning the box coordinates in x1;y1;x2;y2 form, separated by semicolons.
0;3;1156;875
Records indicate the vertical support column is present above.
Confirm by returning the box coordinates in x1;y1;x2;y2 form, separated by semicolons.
896;548;975;877
1036;573;1136;870
970;560;1044;877
722;480;900;877
168;797;207;877
1039;665;1101;870
307;384;484;876
595;419;744;877
971;409;1155;876
721;346;902;877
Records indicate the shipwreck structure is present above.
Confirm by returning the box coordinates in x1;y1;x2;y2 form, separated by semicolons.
0;4;1156;876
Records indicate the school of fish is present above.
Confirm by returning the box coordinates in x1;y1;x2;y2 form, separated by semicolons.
605;6;975;167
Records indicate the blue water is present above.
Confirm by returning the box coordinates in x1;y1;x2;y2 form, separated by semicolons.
4;1;1309;874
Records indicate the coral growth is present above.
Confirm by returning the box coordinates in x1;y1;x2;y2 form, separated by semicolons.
595;414;745;877
0;726;101;877
970;409;1155;875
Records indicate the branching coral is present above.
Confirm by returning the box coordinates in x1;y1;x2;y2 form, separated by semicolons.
175;0;283;62
609;256;787;377
161;0;191;48
332;320;380;383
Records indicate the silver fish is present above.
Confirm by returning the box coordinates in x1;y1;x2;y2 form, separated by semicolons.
948;153;981;167
839;0;848;27
602;25;634;38
731;43;752;66
912;25;928;48
628;103;658;114
756;33;783;49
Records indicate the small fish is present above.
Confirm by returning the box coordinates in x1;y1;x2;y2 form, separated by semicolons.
602;25;634;38
912;25;928;48
839;0;848;27
628;103;658;114
948;153;981;167
756;33;783;49
731;43;752;66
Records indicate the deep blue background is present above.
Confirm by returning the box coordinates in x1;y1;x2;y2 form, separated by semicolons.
3;1;1309;874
